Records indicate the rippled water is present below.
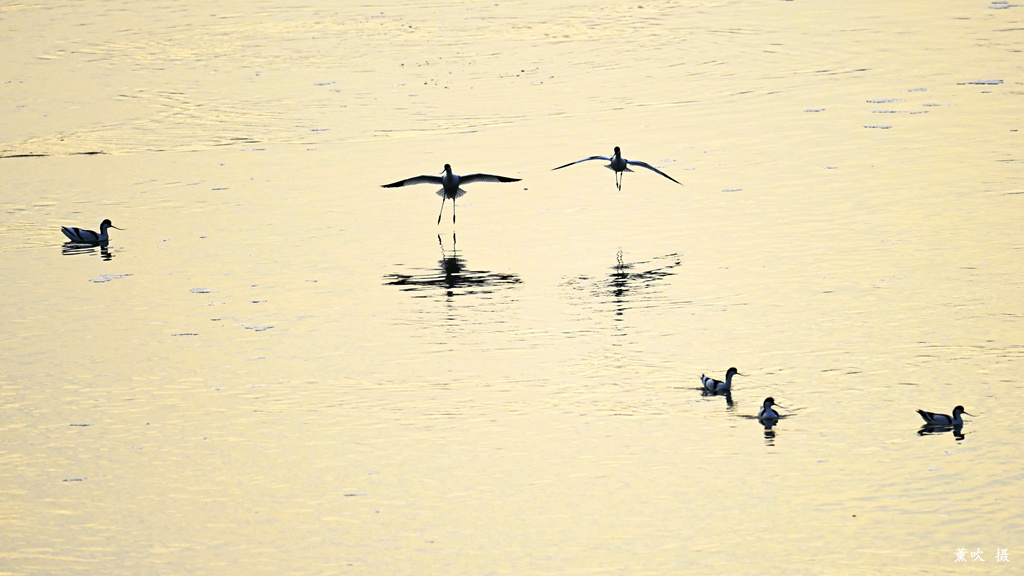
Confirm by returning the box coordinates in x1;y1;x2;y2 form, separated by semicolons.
2;1;1022;574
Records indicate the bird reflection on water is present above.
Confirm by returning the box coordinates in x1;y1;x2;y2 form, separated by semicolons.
384;234;522;298
61;242;115;261
566;249;682;318
917;424;967;441
701;388;734;408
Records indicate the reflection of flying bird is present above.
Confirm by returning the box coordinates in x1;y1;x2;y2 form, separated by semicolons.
61;219;123;244
383;233;522;297
552;146;682;190
567;250;681;320
382;164;521;224
917;406;972;426
701;367;743;393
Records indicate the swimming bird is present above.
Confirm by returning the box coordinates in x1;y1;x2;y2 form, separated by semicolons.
701;367;743;393
381;164;521;224
757;397;782;420
552;146;682;190
917;406;972;426
61;219;123;244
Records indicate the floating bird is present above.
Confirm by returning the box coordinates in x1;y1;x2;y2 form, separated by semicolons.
61;219;123;244
382;164;521;224
757;397;782;420
552;146;682;190
701;367;743;393
917;406;972;427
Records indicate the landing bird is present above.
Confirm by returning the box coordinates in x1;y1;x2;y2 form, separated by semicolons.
382;164;521;224
552;146;682;190
758;397;783;420
701;367;743;393
61;219;123;244
917;406;972;427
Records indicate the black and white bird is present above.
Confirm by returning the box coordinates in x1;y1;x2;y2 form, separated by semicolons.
701;367;743;393
61;219;123;244
552;146;682;190
382;164;521;224
757;397;783;420
917;406;972;427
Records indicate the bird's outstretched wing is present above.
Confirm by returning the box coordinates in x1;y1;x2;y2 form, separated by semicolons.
381;175;444;188
551;156;612;170
625;160;682;185
459;174;521;185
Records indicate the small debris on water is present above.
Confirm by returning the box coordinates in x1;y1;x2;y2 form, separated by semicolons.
90;273;132;283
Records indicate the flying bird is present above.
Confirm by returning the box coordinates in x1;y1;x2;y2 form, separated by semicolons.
382;164;521;224
553;146;682;190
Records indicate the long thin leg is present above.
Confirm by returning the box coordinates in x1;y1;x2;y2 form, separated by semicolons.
615;171;623;190
437;195;447;225
452;197;456;223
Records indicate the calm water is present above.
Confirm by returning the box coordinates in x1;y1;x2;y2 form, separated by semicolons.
2;1;1022;574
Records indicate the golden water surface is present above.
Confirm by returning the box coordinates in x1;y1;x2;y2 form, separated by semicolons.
1;1;1022;574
